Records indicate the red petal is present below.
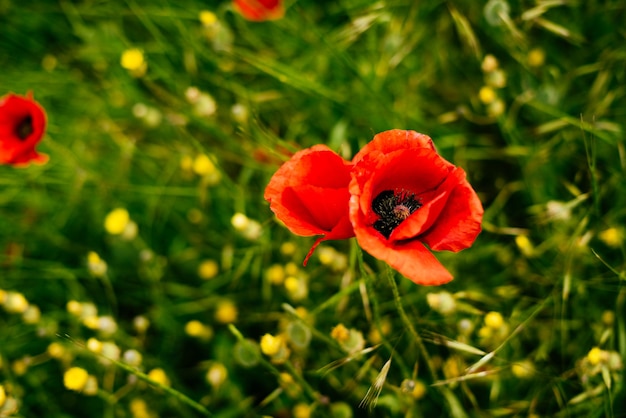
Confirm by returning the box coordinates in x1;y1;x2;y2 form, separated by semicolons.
233;0;284;21
352;129;436;165
420;174;483;252
287;185;351;232
265;145;353;237
370;148;453;196
390;168;464;241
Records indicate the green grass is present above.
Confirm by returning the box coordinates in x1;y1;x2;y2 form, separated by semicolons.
1;0;625;417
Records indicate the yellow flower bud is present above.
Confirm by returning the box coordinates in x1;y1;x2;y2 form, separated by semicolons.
215;300;238;324
199;10;217;26
206;362;228;387
121;48;147;76
64;367;89;391
330;324;350;343
104;208;130;235
587;347;604;366
527;48;545;67
484;311;504;329
479;86;496;104
147;368;170;387
260;334;284;357
198;259;219;280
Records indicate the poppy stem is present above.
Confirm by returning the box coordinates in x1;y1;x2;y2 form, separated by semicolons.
384;266;439;383
353;240;411;376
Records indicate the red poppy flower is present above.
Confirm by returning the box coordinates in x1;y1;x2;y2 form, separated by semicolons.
264;145;354;264
349;130;483;285
0;92;48;166
233;0;284;21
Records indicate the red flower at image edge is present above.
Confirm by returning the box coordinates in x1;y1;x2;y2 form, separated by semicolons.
349;130;483;285
234;0;284;21
0;92;48;166
264;145;355;264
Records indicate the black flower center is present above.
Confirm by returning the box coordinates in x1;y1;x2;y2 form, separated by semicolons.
372;189;422;239
16;115;34;140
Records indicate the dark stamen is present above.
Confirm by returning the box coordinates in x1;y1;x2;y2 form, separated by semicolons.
16;116;34;140
372;189;422;239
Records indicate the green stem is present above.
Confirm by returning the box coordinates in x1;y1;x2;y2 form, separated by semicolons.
384;265;438;383
383;268;469;417
105;357;211;416
283;359;319;402
359;273;411;375
66;334;211;416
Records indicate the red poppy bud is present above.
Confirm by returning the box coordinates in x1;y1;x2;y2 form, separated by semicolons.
0;92;48;167
264;145;354;264
233;0;284;21
349;130;483;285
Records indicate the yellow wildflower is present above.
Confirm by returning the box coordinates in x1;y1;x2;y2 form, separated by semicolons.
66;300;82;316
22;304;41;323
130;398;154;418
587;347;604;366
266;264;285;285
293;403;312;418
123;349;143;367
12;358;29;375
198;259;219;280
260;333;284;357
231;213;249;231
515;235;534;257
511;360;535;378
47;342;66;359
101;342;121;362
481;54;499;72
479;86;496;104
426;291;456;314
121;48;147;76
185;320;213;340
280;242;296;255
192;154;217;176
199;10;217;26
484;311;504;329
87;251;108;276
4;291;29;314
487;98;506;117
133;315;150;333
527;48;545;67
215;300;238;324
104;208;130;235
64;367;89;391
86;338;103;353
147;368;170;387
599;227;622;248
284;276;307;301
330;324;350;343
206;362;228;388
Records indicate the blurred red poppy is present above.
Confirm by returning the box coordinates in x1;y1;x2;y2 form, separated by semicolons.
264;145;354;264
349;130;483;285
234;0;284;21
0;92;48;166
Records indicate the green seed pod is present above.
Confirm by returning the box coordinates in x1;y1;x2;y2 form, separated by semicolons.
286;321;311;350
234;339;260;368
330;402;353;418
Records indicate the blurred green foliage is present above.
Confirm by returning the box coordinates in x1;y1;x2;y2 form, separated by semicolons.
1;0;625;417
